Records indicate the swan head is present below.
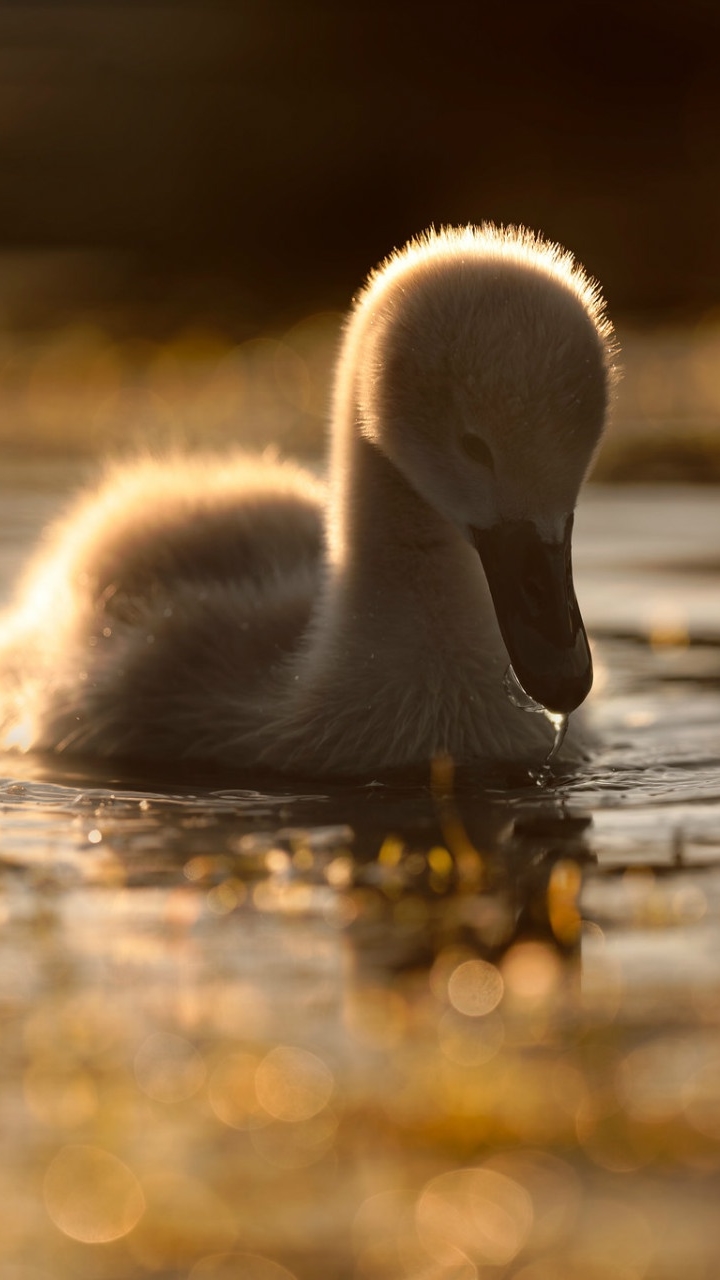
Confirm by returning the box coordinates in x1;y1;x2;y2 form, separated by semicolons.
355;225;617;715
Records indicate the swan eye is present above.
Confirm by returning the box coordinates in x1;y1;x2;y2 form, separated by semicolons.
460;434;494;469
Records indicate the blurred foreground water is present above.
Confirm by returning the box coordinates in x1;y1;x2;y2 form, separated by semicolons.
1;468;720;1280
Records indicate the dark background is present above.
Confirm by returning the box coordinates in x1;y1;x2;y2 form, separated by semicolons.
1;0;719;334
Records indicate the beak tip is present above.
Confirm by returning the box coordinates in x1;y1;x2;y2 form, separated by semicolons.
516;648;593;715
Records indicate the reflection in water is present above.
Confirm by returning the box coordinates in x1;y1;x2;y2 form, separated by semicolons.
2;754;720;1277
343;763;593;976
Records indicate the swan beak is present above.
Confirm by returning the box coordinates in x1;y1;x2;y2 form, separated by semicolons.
471;514;593;714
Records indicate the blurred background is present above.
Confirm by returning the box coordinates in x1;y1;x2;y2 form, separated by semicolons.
2;0;720;477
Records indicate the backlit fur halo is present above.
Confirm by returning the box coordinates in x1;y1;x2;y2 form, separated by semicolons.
357;222;620;379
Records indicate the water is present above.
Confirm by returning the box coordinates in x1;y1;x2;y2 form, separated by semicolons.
502;665;569;772
1;465;720;1280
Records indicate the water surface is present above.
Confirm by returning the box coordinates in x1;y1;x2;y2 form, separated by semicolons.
1;468;719;1280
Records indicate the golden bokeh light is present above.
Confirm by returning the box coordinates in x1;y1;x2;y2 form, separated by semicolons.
325;854;353;888
446;959;504;1018
415;1167;534;1269
207;880;247;915
501;942;563;1003
43;1145;145;1243
184;855;233;883
377;835;404;868
427;845;453;877
648;604;690;651
547;859;583;945
352;1189;424;1280
254;1045;334;1123
265;848;291;875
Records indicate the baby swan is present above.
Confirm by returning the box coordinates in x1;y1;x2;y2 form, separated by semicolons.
0;225;616;776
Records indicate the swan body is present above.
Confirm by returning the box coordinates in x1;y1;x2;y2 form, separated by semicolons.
0;226;616;776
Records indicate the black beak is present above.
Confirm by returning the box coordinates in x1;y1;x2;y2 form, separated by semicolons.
471;514;592;714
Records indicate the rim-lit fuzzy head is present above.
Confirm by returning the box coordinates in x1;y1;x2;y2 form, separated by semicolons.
354;224;618;536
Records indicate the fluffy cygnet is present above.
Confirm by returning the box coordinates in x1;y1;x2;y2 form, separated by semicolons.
0;225;617;775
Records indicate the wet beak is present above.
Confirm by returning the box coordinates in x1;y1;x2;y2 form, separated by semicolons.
471;514;592;714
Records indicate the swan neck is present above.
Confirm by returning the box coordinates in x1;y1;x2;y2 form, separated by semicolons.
329;428;462;588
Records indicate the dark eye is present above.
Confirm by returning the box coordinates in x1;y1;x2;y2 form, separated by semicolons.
460;433;494;469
